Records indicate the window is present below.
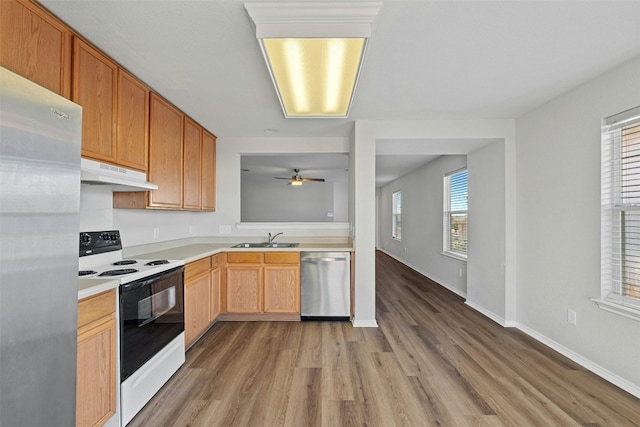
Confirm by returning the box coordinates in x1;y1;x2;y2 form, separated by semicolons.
443;168;468;259
392;191;401;240
599;106;640;320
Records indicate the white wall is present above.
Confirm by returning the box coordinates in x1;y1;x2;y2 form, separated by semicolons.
467;141;506;322
241;179;334;222
78;136;352;247
378;155;468;297
354;119;517;328
515;56;640;394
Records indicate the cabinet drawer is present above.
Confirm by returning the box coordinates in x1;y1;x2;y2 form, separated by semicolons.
227;252;262;264
264;252;299;265
211;253;225;269
185;257;211;282
78;289;116;328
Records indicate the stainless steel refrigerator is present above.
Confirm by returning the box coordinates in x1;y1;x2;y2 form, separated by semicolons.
0;67;81;426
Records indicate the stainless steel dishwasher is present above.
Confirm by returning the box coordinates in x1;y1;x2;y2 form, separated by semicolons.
300;252;351;320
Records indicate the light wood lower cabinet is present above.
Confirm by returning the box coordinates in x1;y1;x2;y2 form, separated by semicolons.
264;253;300;314
184;254;224;348
225;252;300;316
76;289;116;427
226;264;262;313
210;253;224;321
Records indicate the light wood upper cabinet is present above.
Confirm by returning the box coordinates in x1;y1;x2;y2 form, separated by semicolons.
148;93;184;208
113;103;216;211
183;117;202;209
72;37;118;163
201;130;217;211
117;69;149;171
77;290;117;427
0;0;71;98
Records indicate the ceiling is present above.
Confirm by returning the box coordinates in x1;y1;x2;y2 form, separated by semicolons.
40;0;640;185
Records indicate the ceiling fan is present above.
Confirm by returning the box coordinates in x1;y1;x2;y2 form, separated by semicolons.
274;169;325;186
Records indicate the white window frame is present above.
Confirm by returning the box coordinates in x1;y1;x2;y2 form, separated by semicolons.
596;105;640;322
392;190;401;240
443;168;468;261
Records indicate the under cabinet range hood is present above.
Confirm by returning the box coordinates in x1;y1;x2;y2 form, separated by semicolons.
80;158;158;192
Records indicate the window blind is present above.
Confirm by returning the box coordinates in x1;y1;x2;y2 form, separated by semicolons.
392;191;402;239
444;169;468;257
602;105;640;308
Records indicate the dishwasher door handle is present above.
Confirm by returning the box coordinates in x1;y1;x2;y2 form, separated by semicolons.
301;257;348;262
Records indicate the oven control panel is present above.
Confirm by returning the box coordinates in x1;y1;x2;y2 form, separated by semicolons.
79;230;122;257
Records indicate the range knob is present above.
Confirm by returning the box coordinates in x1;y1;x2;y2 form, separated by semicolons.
80;233;92;246
110;233;118;241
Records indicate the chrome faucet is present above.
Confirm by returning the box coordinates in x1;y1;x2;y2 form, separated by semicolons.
268;232;283;243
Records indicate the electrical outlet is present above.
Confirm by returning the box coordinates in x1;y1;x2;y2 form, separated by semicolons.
459;268;463;278
153;228;159;239
219;225;232;235
567;308;577;325
189;226;195;236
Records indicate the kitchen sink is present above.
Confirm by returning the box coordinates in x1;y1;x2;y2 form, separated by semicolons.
232;242;299;248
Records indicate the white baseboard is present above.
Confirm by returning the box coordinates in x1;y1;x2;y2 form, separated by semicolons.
516;323;640;399
377;249;467;299
352;319;379;328
465;299;506;326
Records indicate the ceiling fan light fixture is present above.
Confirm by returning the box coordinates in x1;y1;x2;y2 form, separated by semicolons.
289;179;303;186
245;2;382;118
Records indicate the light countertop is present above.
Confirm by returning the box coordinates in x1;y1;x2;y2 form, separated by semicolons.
78;238;353;300
78;278;119;301
133;242;353;264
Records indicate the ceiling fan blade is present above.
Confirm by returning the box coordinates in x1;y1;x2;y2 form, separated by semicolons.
273;177;291;180
301;178;325;182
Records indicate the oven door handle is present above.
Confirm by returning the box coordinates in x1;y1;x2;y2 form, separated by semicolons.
120;266;184;293
122;276;158;292
138;286;176;327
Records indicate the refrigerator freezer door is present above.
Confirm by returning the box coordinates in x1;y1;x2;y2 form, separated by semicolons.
0;67;82;426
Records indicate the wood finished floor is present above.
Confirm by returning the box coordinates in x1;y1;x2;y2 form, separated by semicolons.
129;251;640;426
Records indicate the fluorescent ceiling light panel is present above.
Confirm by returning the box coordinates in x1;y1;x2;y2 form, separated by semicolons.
263;38;365;116
245;2;381;118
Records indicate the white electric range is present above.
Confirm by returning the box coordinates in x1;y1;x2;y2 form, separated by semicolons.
79;230;186;426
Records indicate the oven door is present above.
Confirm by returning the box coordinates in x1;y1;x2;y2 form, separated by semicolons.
119;266;184;381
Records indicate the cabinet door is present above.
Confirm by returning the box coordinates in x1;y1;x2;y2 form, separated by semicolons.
77;315;116;427
184;273;211;348
117;69;149;171
72;37;118;163
210;266;221;321
148;93;183;208
226;265;262;313
201;130;217;211
183;117;202;209
264;265;300;313
0;0;71;97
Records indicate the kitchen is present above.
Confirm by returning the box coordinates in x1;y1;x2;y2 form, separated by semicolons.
2;0;640;426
